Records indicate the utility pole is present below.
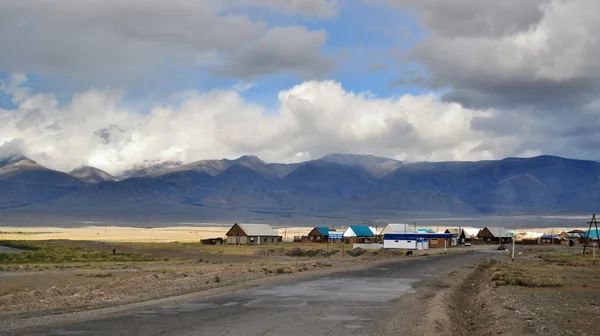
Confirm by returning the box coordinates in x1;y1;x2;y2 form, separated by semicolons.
512;236;515;262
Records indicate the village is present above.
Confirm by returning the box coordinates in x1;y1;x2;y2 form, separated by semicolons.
208;222;600;251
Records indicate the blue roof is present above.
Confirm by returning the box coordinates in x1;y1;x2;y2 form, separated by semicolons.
541;235;558;239
586;229;600;239
315;227;330;235
384;233;453;240
416;228;436;233
349;225;375;237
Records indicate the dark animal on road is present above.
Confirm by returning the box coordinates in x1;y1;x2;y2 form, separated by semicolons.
406;251;413;256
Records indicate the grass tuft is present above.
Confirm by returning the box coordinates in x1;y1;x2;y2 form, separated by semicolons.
0;240;154;264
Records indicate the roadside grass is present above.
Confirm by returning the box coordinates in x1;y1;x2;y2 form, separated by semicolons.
490;262;563;287
122;242;348;256
0;240;155;264
539;253;599;267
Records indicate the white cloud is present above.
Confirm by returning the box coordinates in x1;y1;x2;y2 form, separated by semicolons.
232;81;256;92
1;75;511;174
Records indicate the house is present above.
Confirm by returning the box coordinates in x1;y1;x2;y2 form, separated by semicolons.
540;235;561;245
443;228;471;246
383;233;453;250
343;225;377;244
225;223;281;245
518;232;543;245
380;223;412;235
306;227;334;243
478;227;512;243
201;237;224;245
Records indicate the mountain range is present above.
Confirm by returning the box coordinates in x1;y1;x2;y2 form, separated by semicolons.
1;153;600;217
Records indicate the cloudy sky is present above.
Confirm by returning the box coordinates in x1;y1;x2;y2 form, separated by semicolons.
1;0;599;174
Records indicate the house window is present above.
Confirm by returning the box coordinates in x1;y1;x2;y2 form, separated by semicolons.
395;241;399;243
271;238;274;243
407;241;411;243
250;237;255;243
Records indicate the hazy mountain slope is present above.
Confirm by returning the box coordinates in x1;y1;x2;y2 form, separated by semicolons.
70;166;118;184
278;160;379;197
322;153;403;178
0;155;27;168
471;173;555;208
0;181;76;208
117;161;184;179
61;178;205;204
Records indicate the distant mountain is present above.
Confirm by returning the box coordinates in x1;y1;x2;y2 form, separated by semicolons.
0;155;27;168
322;153;403;178
0;158;85;208
0;158;84;188
70;166;118;184
117;160;183;179
3;154;600;216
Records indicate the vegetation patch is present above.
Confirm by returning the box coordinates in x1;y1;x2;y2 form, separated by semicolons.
539;253;599;267
490;262;563;287
0;240;155;264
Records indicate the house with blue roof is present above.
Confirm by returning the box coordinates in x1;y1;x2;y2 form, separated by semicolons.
306;227;335;243
343;225;377;244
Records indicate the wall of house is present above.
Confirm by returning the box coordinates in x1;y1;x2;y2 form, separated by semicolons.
429;238;451;248
227;236;249;245
383;239;417;250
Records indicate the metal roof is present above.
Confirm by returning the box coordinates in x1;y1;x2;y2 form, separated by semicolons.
315;227;330;235
483;227;511;238
347;225;376;237
586;229;600;239
383;223;412;234
236;223;278;236
384;233;453;240
416;228;436;233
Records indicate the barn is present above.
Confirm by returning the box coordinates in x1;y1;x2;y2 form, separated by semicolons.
478;227;512;244
225;223;281;245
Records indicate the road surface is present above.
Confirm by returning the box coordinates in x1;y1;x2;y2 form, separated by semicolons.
12;250;500;336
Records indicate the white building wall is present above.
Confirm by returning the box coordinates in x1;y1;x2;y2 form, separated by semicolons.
383;239;417;249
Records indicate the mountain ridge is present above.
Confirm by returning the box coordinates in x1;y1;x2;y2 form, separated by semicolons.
1;153;599;215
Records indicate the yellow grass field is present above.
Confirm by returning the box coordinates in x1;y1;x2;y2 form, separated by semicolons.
0;226;313;243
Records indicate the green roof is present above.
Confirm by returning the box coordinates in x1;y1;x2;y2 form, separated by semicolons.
315;227;330;235
349;225;375;237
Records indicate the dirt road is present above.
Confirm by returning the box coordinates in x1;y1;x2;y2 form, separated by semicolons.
8;249;500;336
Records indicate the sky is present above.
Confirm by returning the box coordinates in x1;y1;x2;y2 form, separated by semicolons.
1;0;599;174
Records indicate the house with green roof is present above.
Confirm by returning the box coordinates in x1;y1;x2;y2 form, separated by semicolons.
306;227;335;242
343;225;377;244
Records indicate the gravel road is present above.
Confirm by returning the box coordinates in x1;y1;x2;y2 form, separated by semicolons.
7;248;502;336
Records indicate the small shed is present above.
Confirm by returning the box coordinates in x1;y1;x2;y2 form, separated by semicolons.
307;227;334;242
343;225;377;244
478;227;511;243
201;237;224;245
226;223;281;245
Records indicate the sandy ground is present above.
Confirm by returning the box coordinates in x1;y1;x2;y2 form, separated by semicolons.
0;226;313;242
0;225;591;243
